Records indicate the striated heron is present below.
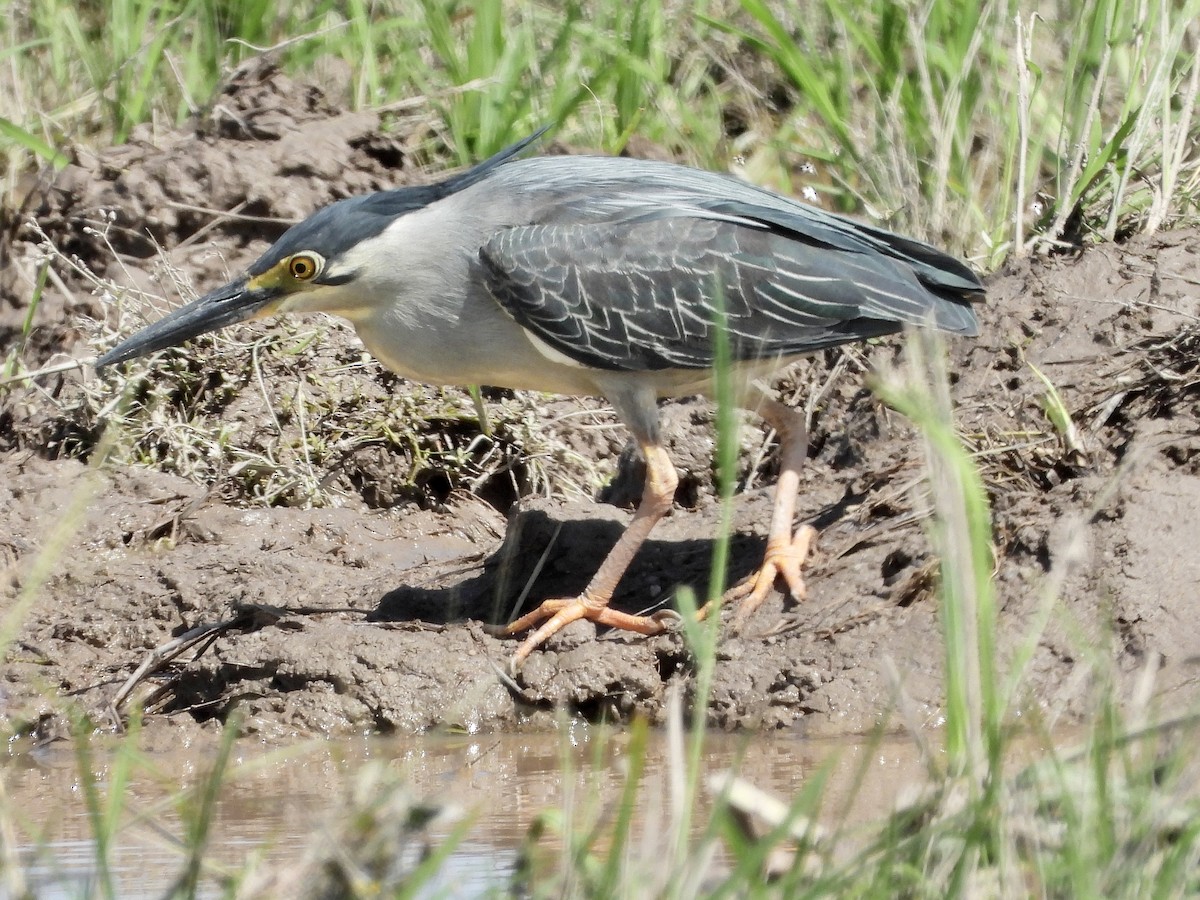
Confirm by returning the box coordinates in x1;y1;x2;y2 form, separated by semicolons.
95;130;985;668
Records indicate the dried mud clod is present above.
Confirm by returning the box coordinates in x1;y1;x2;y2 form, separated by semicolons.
4;67;1200;739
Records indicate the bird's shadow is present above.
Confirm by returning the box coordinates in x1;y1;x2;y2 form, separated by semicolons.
369;507;762;628
368;489;859;629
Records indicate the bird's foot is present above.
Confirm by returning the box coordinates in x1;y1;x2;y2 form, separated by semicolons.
722;524;818;625
487;595;676;671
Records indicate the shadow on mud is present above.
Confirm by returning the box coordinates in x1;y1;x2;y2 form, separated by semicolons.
369;507;770;627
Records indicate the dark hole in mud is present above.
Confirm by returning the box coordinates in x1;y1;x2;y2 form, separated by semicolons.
721;107;749;140
163;673;243;724
766;82;793;114
336;421;534;513
599;449;704;511
566;685;658;723
218;199;293;246
1163;442;1200;471
27;416;103;464
417;470;454;506
0;409;14;453
597;447;643;509
351;133;408;169
881;548;913;584
654;646;690;683
1009;525;1052;571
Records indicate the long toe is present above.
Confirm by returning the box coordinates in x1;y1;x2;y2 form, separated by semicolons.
507;596;672;669
485;598;573;638
725;524;818;624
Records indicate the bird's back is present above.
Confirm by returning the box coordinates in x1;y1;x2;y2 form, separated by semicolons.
462;154;983;373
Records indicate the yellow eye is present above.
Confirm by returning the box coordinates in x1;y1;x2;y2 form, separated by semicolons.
289;254;319;280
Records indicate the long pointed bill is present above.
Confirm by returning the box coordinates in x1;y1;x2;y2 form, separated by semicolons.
94;278;278;370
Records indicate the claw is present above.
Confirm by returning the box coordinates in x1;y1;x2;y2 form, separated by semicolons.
487;440;680;671
725;524;817;623
496;594;672;670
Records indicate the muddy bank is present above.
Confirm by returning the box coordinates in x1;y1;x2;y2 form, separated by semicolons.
3;66;1199;740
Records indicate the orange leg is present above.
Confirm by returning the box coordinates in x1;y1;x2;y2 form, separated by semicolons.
497;441;679;668
721;397;817;623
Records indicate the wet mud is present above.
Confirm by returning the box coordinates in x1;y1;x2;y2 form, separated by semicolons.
3;64;1200;740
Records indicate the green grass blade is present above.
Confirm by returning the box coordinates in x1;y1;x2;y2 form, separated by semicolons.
874;329;998;781
0;117;69;168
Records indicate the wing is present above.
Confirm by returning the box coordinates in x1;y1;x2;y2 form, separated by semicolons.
479;214;977;373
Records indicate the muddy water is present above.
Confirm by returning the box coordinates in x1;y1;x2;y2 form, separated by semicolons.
5;728;935;897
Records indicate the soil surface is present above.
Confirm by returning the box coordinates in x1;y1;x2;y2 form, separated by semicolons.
4;65;1200;741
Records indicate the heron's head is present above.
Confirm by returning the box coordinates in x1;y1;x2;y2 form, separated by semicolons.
93;195;408;370
93;128;548;370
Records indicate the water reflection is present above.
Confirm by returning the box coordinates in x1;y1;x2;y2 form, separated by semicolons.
6;727;931;897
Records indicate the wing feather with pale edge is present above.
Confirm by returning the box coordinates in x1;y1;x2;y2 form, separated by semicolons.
479;208;980;373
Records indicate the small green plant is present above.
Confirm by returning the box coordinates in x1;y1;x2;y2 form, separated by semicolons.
1;259;50;382
0;117;69;169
